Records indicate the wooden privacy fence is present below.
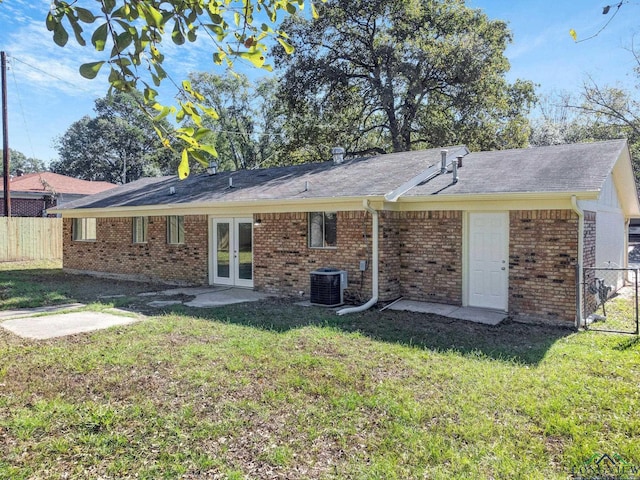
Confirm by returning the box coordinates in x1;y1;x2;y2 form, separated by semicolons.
0;217;63;261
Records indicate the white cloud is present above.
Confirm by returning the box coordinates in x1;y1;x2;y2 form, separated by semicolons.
4;19;107;98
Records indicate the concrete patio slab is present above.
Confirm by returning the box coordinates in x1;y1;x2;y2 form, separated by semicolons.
1;310;142;340
183;287;271;307
387;300;506;326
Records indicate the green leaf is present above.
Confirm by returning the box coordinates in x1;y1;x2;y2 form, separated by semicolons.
178;149;190;180
141;4;164;29
172;21;185;45
143;86;158;103
101;0;115;14
79;61;105;79
152;104;174;121
46;13;57;32
92;23;108;51
199;144;218;157
178;127;195;136
277;37;295;55
239;49;266;68
75;7;96;23
189;149;208;167
153;63;168;80
53;22;69;47
199;105;219;120
213;51;227;64
69;17;86;46
113;31;133;55
192;128;212;141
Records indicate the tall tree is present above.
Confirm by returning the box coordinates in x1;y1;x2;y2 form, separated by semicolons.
51;91;179;183
5;149;46;174
188;73;286;170
274;0;536;160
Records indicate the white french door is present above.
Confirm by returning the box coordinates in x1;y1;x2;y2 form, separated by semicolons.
212;218;253;287
467;212;509;310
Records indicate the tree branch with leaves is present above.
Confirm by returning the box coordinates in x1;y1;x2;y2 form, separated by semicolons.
45;0;316;178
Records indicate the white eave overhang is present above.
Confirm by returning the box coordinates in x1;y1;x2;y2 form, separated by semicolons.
51;195;387;218
52;190;604;218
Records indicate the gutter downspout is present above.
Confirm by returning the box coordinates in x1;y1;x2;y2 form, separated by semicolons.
571;195;584;329
337;200;378;315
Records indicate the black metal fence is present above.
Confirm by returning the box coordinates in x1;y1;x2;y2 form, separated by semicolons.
582;267;639;335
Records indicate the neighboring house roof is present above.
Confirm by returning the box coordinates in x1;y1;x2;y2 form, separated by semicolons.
0;172;116;196
52;139;640;217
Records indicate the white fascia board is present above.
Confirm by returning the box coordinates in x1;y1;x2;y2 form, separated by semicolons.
52;196;387;218
386;191;600;211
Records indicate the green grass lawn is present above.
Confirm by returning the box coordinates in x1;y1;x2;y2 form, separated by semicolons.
0;262;639;479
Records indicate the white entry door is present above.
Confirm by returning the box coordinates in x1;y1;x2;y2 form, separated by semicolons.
212;218;253;288
468;212;508;310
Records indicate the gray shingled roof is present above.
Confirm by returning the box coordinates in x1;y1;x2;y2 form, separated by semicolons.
406;139;628;196
54;140;628;211
54;146;467;210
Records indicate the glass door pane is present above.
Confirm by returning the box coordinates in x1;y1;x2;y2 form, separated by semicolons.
216;222;230;279
237;221;253;281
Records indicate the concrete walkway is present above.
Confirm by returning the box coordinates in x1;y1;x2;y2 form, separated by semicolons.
385;300;507;325
140;286;272;307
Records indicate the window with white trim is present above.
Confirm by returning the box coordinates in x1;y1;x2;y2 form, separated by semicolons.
308;212;337;248
72;218;96;241
132;216;148;243
167;215;185;244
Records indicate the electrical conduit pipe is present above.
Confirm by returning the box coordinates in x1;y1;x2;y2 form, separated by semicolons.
337;200;379;315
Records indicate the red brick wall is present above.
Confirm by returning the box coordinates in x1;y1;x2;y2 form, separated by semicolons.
582;211;598;318
60;208;584;324
508;210;579;323
397;211;463;304
0;197;56;217
63;215;209;284
378;211;402;300
253;211;375;301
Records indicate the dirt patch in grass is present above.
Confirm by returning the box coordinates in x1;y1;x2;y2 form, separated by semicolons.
0;265;574;364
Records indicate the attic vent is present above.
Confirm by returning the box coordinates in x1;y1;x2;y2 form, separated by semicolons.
331;147;345;164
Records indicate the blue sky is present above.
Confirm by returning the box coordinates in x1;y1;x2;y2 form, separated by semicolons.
0;0;639;165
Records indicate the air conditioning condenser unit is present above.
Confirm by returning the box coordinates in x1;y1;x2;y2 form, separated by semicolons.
310;268;348;307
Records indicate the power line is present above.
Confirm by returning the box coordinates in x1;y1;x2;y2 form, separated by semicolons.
8;56;38;161
9;54;99;95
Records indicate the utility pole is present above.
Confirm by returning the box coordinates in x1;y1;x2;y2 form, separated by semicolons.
1;51;10;217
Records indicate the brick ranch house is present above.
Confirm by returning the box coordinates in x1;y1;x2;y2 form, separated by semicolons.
0;172;115;217
52;139;640;327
